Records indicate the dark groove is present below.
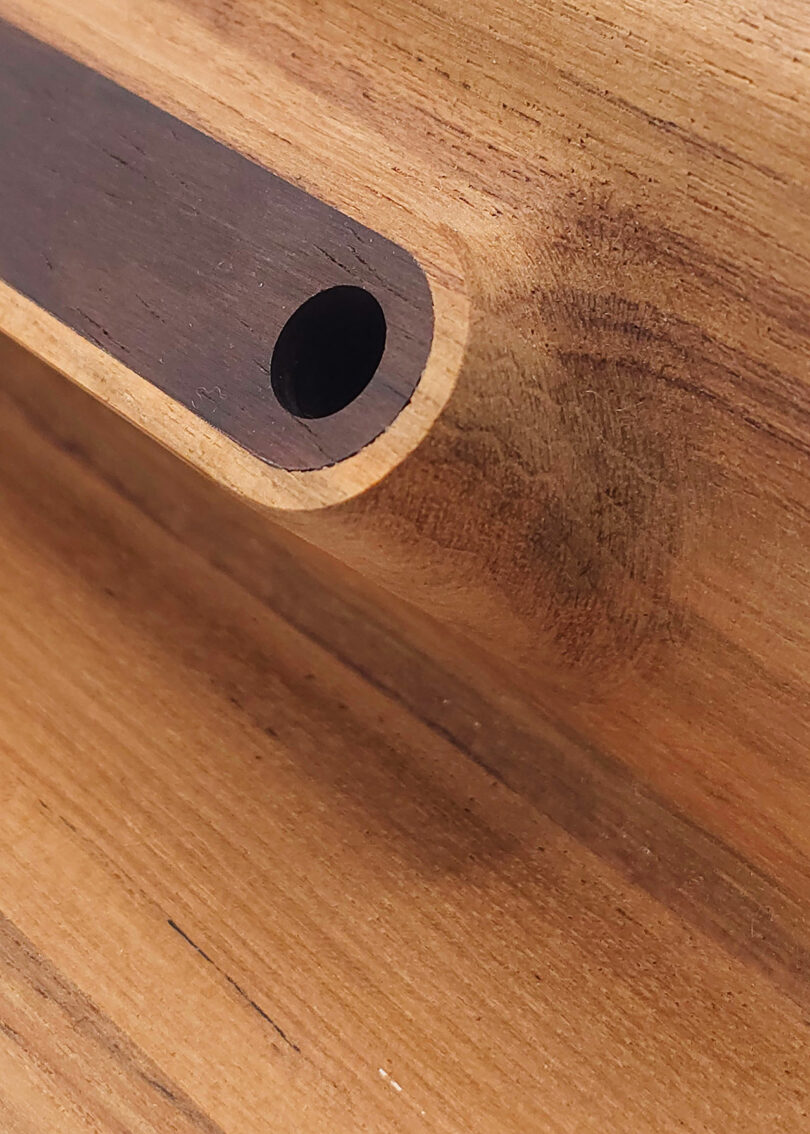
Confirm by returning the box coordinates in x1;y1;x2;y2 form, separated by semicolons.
0;18;434;471
167;918;216;966
167;919;301;1052
222;972;302;1052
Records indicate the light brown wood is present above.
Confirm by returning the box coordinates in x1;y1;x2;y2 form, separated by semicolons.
1;332;809;1131
1;0;808;682
0;0;809;1130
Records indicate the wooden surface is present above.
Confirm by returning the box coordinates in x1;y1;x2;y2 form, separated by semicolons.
0;0;809;1129
0;19;435;471
0;0;808;682
1;336;809;1132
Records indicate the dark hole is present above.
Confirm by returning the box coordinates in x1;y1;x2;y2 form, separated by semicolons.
270;285;387;418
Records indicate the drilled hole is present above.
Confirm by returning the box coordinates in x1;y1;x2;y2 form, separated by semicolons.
270;285;387;419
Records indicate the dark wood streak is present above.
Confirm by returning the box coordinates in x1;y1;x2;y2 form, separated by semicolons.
0;911;229;1134
0;18;434;470
3;339;808;1014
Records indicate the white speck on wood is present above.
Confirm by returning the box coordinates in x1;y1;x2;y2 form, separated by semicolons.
379;1068;404;1094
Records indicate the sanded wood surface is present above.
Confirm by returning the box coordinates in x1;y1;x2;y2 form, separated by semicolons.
0;0;808;681
0;0;809;1129
1;336;809;1132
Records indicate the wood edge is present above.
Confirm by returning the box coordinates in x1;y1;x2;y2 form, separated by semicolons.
0;257;468;511
0;6;471;507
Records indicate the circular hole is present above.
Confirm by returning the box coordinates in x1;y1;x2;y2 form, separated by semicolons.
270;285;387;419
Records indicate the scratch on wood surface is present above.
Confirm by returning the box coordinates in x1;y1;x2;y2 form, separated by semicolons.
167;919;301;1052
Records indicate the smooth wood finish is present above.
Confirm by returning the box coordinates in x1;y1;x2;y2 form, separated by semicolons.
0;0;808;1130
0;0;807;684
0;331;809;1132
0;19;434;470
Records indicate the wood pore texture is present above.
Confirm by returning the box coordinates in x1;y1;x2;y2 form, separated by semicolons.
0;0;809;1132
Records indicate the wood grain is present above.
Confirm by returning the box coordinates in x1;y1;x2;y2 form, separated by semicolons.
0;0;807;683
0;0;808;1129
0;18;434;471
0;328;809;1132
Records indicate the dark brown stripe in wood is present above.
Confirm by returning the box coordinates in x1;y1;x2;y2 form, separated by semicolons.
0;909;230;1133
0;20;434;471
